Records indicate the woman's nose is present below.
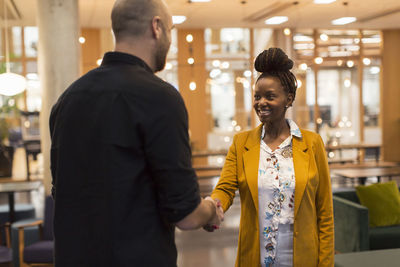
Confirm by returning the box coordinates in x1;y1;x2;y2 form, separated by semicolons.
258;97;268;106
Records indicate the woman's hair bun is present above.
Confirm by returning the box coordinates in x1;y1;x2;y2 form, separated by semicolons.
254;48;293;73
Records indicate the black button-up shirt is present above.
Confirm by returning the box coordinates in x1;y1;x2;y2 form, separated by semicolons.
50;52;200;267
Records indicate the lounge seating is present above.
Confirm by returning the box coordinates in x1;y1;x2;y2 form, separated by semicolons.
0;223;12;267
333;189;400;252
16;196;53;267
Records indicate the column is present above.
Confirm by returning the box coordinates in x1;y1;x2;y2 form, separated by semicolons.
177;29;210;156
37;0;80;194
381;30;400;161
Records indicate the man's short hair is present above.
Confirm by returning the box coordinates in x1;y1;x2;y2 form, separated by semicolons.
111;0;163;42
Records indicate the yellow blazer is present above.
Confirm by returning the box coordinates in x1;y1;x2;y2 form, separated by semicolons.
211;124;334;267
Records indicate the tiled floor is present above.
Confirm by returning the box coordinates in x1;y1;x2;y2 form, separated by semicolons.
3;148;400;266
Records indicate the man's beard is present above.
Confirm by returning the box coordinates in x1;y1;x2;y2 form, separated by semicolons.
154;31;170;72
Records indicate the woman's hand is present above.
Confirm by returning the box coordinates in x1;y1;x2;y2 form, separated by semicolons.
203;197;224;232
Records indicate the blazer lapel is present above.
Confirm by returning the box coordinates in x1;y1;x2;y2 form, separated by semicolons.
243;124;263;213
293;131;310;219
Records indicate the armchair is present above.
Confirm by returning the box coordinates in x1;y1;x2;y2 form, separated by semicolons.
333;189;400;253
17;196;53;267
0;223;12;267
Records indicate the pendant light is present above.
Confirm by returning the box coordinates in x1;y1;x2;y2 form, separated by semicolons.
0;0;27;96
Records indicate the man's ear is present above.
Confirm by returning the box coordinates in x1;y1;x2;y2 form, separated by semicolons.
151;16;162;40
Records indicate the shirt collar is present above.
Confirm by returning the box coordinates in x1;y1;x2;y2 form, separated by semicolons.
261;118;302;139
100;51;153;74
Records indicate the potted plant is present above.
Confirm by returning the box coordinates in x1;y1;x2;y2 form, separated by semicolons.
0;95;21;178
0;117;14;177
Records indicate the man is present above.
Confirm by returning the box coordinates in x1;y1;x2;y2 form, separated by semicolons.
50;0;223;266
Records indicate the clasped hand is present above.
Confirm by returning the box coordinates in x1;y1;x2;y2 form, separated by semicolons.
203;197;224;232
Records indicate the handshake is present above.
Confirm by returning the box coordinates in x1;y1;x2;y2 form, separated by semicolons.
176;196;224;231
203;197;224;232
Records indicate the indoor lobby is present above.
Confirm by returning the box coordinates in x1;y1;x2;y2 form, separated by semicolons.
0;0;400;266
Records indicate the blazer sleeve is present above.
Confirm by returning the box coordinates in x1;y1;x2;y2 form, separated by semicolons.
211;134;239;212
314;135;335;267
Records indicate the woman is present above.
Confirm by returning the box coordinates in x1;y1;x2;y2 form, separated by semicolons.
211;48;334;267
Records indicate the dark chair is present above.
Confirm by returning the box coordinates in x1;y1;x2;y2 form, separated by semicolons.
17;196;53;267
0;223;13;267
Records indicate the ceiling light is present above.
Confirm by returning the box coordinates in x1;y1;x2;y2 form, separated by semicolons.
0;73;27;96
331;17;357;25
297;79;302;88
320;33;329;41
212;60;220;68
221;61;230;69
96;59;102;66
362;37;381;44
314;57;323;64
370;67;380;74
363;58;371;66
187;57;195;65
210;69;221;78
172;16;186;24
337;60;343;66
299;63;308;71
165;62;173;70
346;60;354;68
79;37;86;44
244;70;252;77
344;78;351;88
314;0;336;4
293;35;313;42
186;34;193;43
0;1;27;97
283;28;291;36
189;81;197;91
265;16;288;25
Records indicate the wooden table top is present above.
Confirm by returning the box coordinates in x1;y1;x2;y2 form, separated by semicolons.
192;150;228;157
193;165;223;171
333;166;400;179
330;161;400;170
0;180;42;193
193;143;381;158
326;143;381;150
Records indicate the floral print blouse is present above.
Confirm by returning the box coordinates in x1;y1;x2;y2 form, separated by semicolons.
258;119;302;267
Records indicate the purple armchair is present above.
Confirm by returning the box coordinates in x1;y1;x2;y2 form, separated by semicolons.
0;223;12;267
17;196;53;267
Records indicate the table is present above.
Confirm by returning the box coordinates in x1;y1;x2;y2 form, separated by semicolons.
334;248;400;267
332;166;400;185
330;161;400;170
326;143;381;162
192;150;228;158
0;180;41;222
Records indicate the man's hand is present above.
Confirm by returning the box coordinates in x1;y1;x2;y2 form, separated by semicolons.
203;197;224;232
